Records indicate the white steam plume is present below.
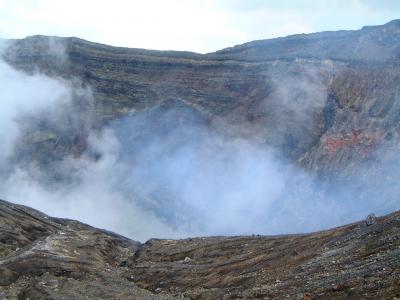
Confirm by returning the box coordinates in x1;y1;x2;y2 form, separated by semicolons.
0;40;398;242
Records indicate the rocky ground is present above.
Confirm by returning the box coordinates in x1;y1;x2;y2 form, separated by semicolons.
0;199;399;299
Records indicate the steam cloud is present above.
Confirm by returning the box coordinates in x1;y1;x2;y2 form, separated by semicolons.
0;40;398;242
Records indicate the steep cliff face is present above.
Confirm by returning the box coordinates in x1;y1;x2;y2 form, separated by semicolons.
0;199;399;299
3;20;400;178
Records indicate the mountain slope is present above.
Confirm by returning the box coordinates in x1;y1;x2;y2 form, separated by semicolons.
0;199;399;299
212;19;400;62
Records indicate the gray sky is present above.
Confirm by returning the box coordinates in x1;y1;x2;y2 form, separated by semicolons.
0;0;399;53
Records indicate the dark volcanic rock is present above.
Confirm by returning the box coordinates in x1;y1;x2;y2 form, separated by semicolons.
3;20;400;176
0;199;399;299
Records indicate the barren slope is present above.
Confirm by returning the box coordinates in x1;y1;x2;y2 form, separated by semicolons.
0;200;399;299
